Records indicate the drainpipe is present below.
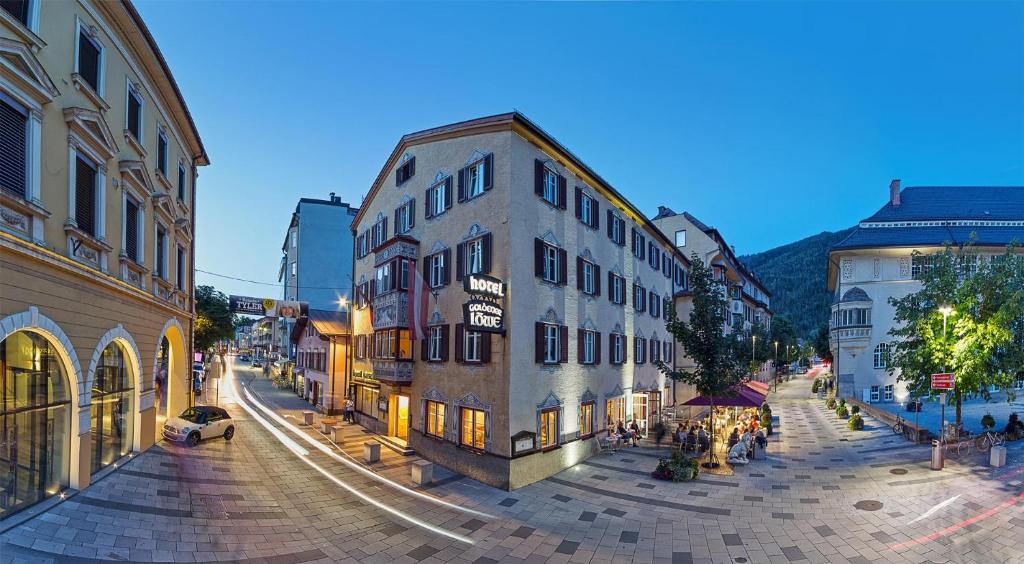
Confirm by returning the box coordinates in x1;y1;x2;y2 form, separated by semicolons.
188;160;198;407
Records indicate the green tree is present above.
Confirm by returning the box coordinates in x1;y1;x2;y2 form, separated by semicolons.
812;324;833;363
194;285;234;353
658;255;747;466
888;245;1024;426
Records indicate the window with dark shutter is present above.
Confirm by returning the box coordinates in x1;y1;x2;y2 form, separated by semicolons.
78;31;100;92
75;155;97;236
127;90;141;140
125;198;139;262
396;156;415;185
1;0;29;25
156;226;166;278
157;133;167;175
176;246;185;289
0;96;27;198
559;325;569;363
178;165;186;201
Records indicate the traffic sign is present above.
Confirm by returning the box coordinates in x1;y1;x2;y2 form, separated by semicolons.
931;373;955;389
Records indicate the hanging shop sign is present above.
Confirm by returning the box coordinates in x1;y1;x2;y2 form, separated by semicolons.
230;295;308;319
463;274;506;334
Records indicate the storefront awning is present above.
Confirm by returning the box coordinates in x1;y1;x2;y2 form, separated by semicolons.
745;380;769;396
681;385;764;408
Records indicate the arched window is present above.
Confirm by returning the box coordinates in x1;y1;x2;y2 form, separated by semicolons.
91;341;134;474
1;330;71;516
873;342;890;369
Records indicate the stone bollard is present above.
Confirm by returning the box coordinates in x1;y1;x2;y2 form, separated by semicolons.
330;425;345;443
411;460;434;485
320;419;338;433
301;411;315;426
363;441;381;463
990;445;1007;468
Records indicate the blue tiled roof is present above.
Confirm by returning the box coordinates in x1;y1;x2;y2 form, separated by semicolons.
832;225;1024;251
865;186;1024;222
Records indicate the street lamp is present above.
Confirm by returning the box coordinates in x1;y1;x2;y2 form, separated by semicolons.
938;304;954;440
774;341;779;392
751;335;757;377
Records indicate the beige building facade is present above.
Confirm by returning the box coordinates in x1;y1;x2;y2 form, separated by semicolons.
350;113;689;489
0;0;207;518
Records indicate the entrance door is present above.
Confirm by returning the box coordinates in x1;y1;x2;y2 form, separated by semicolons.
390;395;409;440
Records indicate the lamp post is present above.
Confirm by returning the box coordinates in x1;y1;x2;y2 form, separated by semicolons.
774;341;779;392
751;335;757;378
938;305;953;440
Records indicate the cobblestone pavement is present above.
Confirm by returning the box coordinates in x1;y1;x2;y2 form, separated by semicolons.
2;362;1023;564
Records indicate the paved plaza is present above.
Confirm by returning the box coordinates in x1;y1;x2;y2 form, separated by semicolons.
2;365;1023;564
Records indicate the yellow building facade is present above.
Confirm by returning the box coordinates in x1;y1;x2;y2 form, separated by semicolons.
0;0;207;518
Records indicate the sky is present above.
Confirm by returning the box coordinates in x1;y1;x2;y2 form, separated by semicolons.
133;1;1024;300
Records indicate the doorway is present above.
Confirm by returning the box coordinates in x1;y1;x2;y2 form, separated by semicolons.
389;394;409;440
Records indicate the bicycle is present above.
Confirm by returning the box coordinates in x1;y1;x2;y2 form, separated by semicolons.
892;415;905;436
975;430;1005;453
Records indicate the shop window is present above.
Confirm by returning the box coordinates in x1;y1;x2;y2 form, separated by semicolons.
91;341;133;474
425;400;445;439
460;407;485;450
539;408;559;449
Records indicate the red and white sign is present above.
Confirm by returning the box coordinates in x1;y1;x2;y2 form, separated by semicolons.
931;373;955;390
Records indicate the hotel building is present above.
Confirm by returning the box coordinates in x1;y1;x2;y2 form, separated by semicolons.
827;181;1024;403
0;0;207;517
349;113;690;489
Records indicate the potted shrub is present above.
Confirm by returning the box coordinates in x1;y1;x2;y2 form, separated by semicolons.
981;413;996;431
812;379;821;393
761;411;773;435
836;404;849;419
848;413;864;430
826;397;837;410
851;405;860;415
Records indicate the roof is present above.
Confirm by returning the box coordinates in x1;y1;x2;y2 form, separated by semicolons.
831;225;1024;251
863;186;1024;223
353;112;690;268
674;210;771;298
291;309;350;342
833;287;871;304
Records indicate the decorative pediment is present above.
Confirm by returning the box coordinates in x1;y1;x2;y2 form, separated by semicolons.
457;392;490;410
174;218;192;241
612;323;624;334
422;386;446;402
0;38;59;104
634;276;644;285
610;264;623;276
358;274;367;284
151;193;175;221
427;311;447;326
118;160;154;198
400;193;414;204
580;389;597;403
429;240;447;253
433;170;450;184
461;223;489;241
634;327;646;338
540;230;560;246
541;308;560;324
605;384;624;399
465;149;488;167
400;152;413;164
375;211;385;221
579;318;597;331
580;248;595;262
536;392;563;409
65;107;118;161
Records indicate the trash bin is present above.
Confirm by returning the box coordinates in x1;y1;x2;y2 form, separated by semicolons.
930;439;943;470
990;445;1007;468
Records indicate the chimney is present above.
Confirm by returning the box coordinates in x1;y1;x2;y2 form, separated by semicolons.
329;191;335;202
889;179;901;206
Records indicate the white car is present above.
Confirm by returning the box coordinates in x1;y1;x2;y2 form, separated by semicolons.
162;406;234;447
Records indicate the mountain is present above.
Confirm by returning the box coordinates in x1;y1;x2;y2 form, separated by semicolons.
739;227;856;338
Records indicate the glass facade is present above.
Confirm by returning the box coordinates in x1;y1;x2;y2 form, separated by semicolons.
91;342;133;474
0;331;71;519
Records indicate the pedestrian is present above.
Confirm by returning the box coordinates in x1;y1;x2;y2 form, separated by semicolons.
343;397;355;422
653;419;666;448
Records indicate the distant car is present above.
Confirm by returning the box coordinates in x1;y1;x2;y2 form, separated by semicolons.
163;406;234;447
251;359;262;368
797;367;808;374
238;355;249;362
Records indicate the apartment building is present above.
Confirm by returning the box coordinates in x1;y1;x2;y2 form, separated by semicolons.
827;181;1024;403
350;113;689;489
652;207;773;403
0;0;207;517
277;194;357;357
290;309;350;414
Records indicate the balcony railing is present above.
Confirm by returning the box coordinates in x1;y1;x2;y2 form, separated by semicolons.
372;359;413;384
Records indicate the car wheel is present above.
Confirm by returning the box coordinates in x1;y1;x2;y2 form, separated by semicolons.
186;432;201;447
223;425;235;441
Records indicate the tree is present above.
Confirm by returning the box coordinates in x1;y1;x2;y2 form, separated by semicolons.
812;324;833;363
658;255;747;467
888;245;1024;427
194;285;235;353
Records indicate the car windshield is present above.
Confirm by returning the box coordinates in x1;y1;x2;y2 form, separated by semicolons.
178;408;207;423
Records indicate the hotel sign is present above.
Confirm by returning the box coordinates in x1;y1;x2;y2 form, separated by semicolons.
463;274;506;334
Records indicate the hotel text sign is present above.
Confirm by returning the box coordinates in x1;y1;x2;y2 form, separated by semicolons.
463;274;506;334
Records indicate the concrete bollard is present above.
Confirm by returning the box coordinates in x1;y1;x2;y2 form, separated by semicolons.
320;419;338;433
363;441;381;463
301;411;315;426
990;445;1007;468
330;425;345;442
411;460;434;485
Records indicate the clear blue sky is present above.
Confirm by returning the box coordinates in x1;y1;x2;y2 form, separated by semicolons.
134;1;1024;299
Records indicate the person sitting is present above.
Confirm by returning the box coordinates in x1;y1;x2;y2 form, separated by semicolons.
727;427;740;451
727;441;750;465
697;426;709;451
671;424;684;448
628;420;641;447
740;427;753;458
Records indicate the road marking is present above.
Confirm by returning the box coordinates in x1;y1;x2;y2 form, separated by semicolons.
908;494;960;524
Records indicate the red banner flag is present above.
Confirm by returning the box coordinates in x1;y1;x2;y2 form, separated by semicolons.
407;258;430;341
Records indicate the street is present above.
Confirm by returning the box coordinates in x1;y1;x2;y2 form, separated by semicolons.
1;361;1023;564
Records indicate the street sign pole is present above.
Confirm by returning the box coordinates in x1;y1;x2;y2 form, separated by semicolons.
940;392;947;442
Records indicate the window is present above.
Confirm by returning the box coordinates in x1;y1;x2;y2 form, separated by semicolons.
663;340;672;364
632;229;647;259
460;407;485;450
611;334;624;364
124;198;139;262
1;0;29;25
178;165;186;201
75;155;97;236
675;229;686;247
176;246;185;290
675;264;687;290
911;255;934;279
395;156;415;185
579;402;594;438
580;330;596;364
459;155;492;201
375;258;409;295
395;200;414;234
464;329;481;362
156;131;166;173
425;400;445;439
428;326;444;361
539;408;559;449
649;291;660;317
290;261;296;277
77;29;101;93
575;188;598;229
833;307;871;328
634;337;647;364
607;212;626;246
873;343;889;369
428;251;448;288
580;260;596;295
426;177;451;218
465;238;483;276
370;216;388;248
542;168;558;205
870;386;879;402
290;231;296;249
609;273;625;305
650;338;660;363
544;245;558;282
649;242;660;270
884;385;894;402
0;95;27;198
633;283;646;312
155;226;167;278
123;88;142;143
606;397;625;426
544;324;559;364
